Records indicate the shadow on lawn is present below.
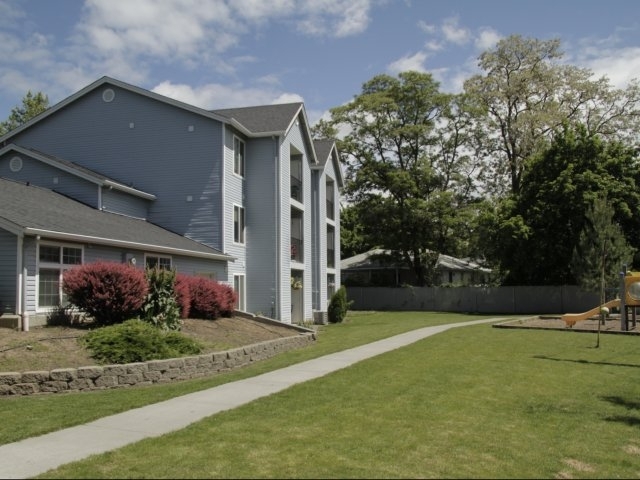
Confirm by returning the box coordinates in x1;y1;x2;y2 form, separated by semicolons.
601;396;640;428
532;355;640;369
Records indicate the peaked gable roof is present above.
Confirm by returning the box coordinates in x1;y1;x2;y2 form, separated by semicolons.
341;249;490;273
0;144;156;200
212;103;304;135
0;178;232;260
0;76;250;143
213;103;318;164
313;139;344;187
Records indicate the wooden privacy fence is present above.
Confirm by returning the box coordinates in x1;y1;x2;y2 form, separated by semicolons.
345;285;601;315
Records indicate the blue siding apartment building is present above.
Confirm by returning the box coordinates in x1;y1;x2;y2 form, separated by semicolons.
0;77;342;328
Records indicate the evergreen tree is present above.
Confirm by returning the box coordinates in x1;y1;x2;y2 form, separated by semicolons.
0;91;49;135
571;196;634;294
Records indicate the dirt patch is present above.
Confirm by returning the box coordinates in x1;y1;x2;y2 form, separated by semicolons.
0;317;303;373
495;315;639;334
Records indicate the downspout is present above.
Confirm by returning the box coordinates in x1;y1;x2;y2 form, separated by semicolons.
16;234;28;331
273;136;280;320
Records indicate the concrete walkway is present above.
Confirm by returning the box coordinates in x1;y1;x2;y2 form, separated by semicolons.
0;317;503;479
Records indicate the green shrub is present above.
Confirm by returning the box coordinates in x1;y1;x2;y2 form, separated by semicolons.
81;319;202;364
142;268;182;331
328;286;351;323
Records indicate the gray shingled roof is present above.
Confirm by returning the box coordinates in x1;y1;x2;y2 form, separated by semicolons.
0;178;231;260
313;139;335;166
2;145;155;200
212;103;303;135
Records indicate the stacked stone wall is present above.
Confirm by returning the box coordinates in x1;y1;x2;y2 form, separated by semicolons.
0;333;315;396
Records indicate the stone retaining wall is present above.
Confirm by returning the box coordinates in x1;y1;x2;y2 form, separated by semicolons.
0;333;316;396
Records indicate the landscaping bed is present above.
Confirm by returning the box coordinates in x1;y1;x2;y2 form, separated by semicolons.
495;315;639;334
0;316;301;373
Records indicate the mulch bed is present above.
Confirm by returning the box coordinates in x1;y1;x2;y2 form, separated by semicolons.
494;315;639;335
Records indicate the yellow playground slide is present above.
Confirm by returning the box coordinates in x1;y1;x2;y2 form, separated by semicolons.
561;298;620;327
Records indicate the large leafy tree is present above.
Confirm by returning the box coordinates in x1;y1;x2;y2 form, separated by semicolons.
492;125;640;285
464;35;640;196
329;71;482;285
0;91;49;136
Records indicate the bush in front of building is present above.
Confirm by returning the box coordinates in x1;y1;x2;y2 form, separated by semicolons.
177;275;237;320
328;286;351;324
81;318;202;364
63;261;148;326
142;267;182;331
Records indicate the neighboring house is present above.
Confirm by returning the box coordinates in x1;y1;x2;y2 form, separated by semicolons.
341;249;491;287
0;76;342;329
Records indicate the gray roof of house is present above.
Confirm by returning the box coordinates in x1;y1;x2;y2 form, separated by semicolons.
313;139;335;166
0;178;232;260
341;248;490;273
212;103;304;135
1;145;156;200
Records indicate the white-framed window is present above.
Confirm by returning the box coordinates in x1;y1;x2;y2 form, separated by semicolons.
234;274;246;311
326;178;335;220
38;243;83;309
234;205;245;244
234;136;245;177
145;255;172;270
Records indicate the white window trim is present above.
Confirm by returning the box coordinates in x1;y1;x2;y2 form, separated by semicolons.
36;242;84;311
234;274;246;311
144;253;173;269
233;136;245;178
233;204;246;245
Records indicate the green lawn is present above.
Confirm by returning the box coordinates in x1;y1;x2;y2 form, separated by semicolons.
0;311;480;446
31;312;640;479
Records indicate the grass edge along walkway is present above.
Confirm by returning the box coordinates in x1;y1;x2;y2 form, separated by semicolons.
0;316;503;479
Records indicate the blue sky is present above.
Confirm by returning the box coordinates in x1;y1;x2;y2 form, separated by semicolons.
1;0;639;125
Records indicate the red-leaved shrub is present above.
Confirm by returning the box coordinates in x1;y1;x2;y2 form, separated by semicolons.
174;274;191;319
62;261;148;326
176;275;237;320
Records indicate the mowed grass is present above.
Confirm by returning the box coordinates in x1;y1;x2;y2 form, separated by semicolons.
0;311;482;446
35;315;640;479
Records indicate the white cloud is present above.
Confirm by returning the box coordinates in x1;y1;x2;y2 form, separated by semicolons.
441;16;470;45
475;28;502;51
418;20;436;35
387;51;428;75
584;47;640;88
152;80;304;109
294;0;371;37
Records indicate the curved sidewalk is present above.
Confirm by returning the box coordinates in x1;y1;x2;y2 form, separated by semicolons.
0;317;502;479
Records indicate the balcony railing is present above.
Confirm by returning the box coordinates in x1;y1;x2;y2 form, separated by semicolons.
290;176;302;201
326;199;334;220
291;237;304;262
327;247;335;268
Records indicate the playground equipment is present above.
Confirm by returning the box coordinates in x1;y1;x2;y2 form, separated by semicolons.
561;266;639;330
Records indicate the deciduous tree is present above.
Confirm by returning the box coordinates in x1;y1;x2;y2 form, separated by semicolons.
464;35;640;196
492;125;640;285
329;71;482;285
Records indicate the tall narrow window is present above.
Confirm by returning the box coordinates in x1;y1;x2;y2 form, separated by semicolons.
234;274;246;311
234;205;245;244
234;137;245;177
327;225;335;268
326;179;335;220
291;207;304;262
38;244;83;308
290;154;302;201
